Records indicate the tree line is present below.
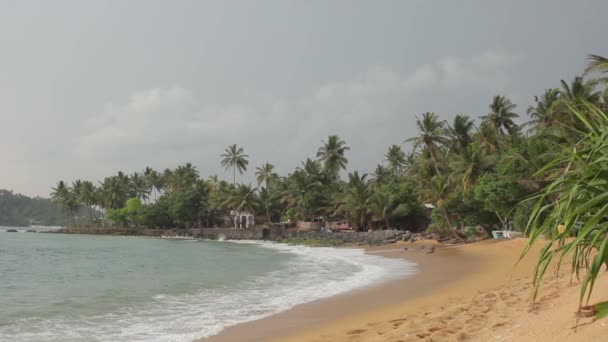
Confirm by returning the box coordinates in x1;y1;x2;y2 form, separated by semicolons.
0;189;73;226
50;55;608;238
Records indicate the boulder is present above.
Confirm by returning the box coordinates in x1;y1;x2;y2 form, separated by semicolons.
6;229;18;232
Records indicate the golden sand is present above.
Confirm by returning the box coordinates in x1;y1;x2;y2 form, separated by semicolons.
202;239;608;342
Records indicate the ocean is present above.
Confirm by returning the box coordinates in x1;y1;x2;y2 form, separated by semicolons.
0;228;417;341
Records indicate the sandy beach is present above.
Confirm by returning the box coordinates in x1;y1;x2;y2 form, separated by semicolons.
202;239;608;342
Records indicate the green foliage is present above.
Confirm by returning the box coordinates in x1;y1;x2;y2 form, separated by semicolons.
0;189;68;226
106;207;129;226
523;102;608;317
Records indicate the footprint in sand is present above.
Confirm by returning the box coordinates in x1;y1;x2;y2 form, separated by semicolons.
346;329;366;335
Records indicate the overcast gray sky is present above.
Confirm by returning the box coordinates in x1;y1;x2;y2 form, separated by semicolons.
1;1;606;197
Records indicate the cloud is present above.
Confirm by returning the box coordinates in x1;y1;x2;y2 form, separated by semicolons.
75;49;522;181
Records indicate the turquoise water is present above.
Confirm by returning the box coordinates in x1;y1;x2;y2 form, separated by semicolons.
0;228;416;341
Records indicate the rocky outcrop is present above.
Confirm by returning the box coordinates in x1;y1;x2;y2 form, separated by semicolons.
6;229;18;232
273;229;415;246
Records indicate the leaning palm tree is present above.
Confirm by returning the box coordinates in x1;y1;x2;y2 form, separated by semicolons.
480;95;520;136
417;175;463;241
385;144;406;176
523;102;608;319
405;112;449;176
316;135;350;179
221;144;249;185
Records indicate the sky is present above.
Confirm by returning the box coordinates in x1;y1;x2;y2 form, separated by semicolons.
1;0;606;197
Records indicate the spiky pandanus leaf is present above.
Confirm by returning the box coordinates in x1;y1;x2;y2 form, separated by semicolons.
523;102;608;319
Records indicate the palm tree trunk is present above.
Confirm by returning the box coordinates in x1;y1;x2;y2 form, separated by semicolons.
430;149;442;176
441;208;463;242
384;217;390;230
233;167;236;185
265;199;271;224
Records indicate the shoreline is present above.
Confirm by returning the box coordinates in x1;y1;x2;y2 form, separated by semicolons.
200;241;481;342
201;239;608;342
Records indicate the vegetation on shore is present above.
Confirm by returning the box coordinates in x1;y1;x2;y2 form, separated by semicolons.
50;55;607;236
0;189;72;226
523;55;608;319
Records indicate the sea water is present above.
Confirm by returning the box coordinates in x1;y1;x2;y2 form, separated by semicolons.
0;228;416;341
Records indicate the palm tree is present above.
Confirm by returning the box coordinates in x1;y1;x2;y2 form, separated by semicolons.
77;181;98;221
417;175;461;240
167;163;199;192
99;176;128;209
255;162;276;188
223;184;259;214
369;191;399;229
480;95;519;136
449;142;495;191
584;53;608;75
526;88;561;131
405;112;449;176
221;144;249;184
51;180;79;223
370;164;391;187
475;121;500;155
316;135;350;179
147;169;165;201
385;145;406;176
129;172;150;201
448;114;475;152
559;76;601;104
335;172;372;231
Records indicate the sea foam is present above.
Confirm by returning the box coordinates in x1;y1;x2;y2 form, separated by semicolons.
1;241;417;342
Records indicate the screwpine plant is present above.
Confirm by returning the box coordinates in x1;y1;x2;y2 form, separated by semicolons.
523;102;608;319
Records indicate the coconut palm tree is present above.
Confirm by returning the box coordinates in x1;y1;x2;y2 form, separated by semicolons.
255;162;276;188
448;114;475;152
221;144;249;184
480;95;520;136
77;180;98;221
526;88;561;131
558;76;601;105
129;172;150;201
166;163;199;192
316;135;350;179
405;112;449;176
584;54;608;75
99;176;129;209
417;175;462;241
449;142;495;191
370;164;391;187
223;184;259;214
369;191;399;229
51;180;79;223
385;145;406;176
335;172;372;231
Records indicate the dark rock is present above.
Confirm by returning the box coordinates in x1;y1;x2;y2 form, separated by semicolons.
6;229;18;232
26;229;37;233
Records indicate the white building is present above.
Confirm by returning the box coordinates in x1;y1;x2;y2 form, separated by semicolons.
230;210;255;229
